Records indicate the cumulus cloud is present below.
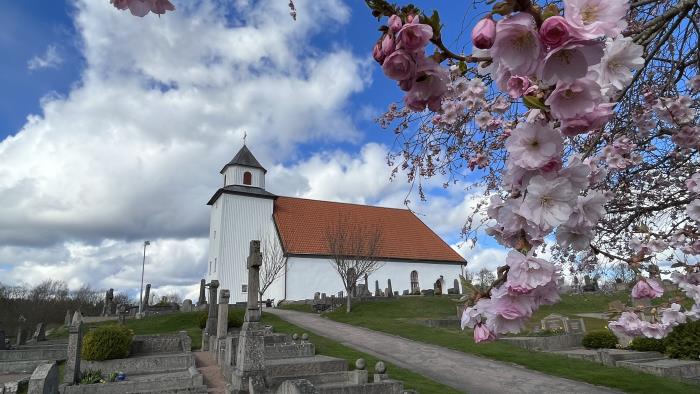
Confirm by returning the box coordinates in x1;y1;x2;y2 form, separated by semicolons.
27;45;63;70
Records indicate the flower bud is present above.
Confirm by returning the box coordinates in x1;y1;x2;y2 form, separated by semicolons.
388;14;402;33
539;16;571;48
372;41;385;64
381;35;395;57
472;17;496;50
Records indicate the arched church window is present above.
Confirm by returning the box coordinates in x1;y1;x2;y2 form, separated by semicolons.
243;171;252;185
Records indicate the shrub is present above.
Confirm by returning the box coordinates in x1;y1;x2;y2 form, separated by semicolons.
629;337;666;352
197;308;246;330
664;320;700;359
80;370;103;385
81;325;133;361
582;330;618;349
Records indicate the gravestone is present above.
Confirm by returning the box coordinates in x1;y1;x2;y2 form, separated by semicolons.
64;311;84;385
117;304;128;325
386;279;393;298
0;328;5;350
582;275;598;292
356;284;372;298
232;240;266;392
314;292;320;300
16;315;27;346
402;290;409;296
375;280;381;297
633;297;651;308
144;283;151;310
64;310;72;326
338;291;343;298
421;289;435;296
434;279;443;295
217;289;230;339
453;278;460;293
197;279;207;306
33;322;45;342
564;318;586;334
205;280;220;336
182;299;193;312
541;314;568;331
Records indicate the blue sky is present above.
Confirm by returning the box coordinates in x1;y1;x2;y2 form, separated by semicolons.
0;0;501;298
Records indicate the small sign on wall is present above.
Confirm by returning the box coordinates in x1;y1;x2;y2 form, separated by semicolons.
242;284;248;293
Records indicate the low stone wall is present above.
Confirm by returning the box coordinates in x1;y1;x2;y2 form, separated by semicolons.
0;360;49;374
0;348;66;362
264;343;315;360
130;332;190;355
502;333;585;351
60;367;204;394
80;353;195;376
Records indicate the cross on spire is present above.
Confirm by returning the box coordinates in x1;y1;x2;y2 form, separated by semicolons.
243;131;247;146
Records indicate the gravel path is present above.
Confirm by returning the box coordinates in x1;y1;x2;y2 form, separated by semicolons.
267;308;620;394
194;351;226;394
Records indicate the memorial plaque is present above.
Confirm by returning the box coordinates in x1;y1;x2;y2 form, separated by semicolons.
541;314;567;331
564;318;586;334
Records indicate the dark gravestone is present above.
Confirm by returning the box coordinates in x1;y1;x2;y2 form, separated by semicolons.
64;310;72;326
197;279;207;306
0;328;5;350
386;279;393;298
33;322;46;342
144;284;151;309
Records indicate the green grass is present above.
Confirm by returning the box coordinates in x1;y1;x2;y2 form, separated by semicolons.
261;312;461;394
317;295;698;393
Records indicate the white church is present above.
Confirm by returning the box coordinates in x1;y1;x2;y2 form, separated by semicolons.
205;145;467;303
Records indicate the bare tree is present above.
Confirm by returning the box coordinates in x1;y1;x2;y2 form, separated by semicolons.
474;268;496;293
259;235;287;306
325;215;384;313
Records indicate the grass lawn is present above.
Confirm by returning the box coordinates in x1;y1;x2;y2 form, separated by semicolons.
317;295;698;394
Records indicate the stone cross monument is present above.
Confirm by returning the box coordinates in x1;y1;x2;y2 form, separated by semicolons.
197;279;207;307
64;311;84;385
205;280;220;337
232;240;266;392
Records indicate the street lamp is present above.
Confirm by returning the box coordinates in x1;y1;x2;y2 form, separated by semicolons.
138;240;151;315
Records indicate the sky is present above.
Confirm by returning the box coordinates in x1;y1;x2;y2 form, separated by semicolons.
0;0;503;300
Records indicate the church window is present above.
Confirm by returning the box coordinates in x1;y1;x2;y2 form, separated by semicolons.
224;174;227;186
209;261;212;275
213;230;216;240
243;171;252;185
242;284;248;293
214;258;217;272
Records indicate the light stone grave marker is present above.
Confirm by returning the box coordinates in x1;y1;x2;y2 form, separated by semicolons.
541;314;567;331
564;318;586;334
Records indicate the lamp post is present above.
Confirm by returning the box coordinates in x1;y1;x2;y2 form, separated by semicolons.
138;240;151;315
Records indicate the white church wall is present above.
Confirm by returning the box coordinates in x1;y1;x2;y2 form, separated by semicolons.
223;166;265;188
207;193;275;303
284;256;465;300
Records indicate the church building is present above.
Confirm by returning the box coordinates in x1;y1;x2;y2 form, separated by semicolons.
206;145;467;303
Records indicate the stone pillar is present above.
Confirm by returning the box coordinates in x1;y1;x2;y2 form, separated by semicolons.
64;310;72;327
217;289;230;339
197;279;207;306
144;284;151;310
64;312;84;385
205;280;220;336
454;279;460;293
387;279;393;298
16;315;26;346
32;323;46;342
232;240;266;392
374;280;380;296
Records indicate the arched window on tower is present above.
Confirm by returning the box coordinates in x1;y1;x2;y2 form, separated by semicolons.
243;171;252;185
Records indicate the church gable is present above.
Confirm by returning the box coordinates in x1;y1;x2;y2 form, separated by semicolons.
273;197;465;264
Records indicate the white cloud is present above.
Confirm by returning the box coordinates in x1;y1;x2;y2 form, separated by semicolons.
27;45;64;70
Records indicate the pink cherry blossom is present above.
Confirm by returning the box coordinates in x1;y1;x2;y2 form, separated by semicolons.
596;35;644;92
691;75;700;93
641;322;671;339
472;17;497;50
520;175;576;227
388;14;403;33
150;0;175;15
506;76;535;99
397;20;433;52
661;303;686;327
560;103;614;136
382;50;415;81
686;173;700;193
505;251;557;294
556;225;594;250
539;40;604;84
539;16;572;48
473;323;496;343
564;0;629;39
381;35;395;57
545;78;603;120
488;286;534;334
372;42;385;64
631;278;664;299
505;123;563;170
687;199;700;222
609;311;644;337
490;13;542;76
559;156;591;190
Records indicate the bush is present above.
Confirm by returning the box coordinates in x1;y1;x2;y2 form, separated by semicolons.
629;337;666;352
81;325;133;361
582;330;618;349
664;320;700;359
196;308;246;330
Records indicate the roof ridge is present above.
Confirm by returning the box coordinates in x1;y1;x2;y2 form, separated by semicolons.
277;195;411;212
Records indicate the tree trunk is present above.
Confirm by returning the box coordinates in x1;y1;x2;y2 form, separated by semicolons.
346;291;352;313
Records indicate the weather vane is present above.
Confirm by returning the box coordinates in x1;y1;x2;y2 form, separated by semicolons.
243;131;247;145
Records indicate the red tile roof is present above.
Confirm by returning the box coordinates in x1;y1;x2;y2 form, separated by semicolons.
273;196;466;264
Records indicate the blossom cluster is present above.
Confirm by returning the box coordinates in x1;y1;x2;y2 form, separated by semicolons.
373;15;449;112
110;0;175;17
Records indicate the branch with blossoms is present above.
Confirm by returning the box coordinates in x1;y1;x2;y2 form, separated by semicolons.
367;0;699;343
109;0;299;20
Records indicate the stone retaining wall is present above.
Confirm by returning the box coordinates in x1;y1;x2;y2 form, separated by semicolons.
501;333;585;351
130;332;190;355
80;353;195;376
60;367;204;394
0;360;48;374
0;348;66;362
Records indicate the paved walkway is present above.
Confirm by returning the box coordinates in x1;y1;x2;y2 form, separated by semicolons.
194;351;226;394
267;308;619;394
